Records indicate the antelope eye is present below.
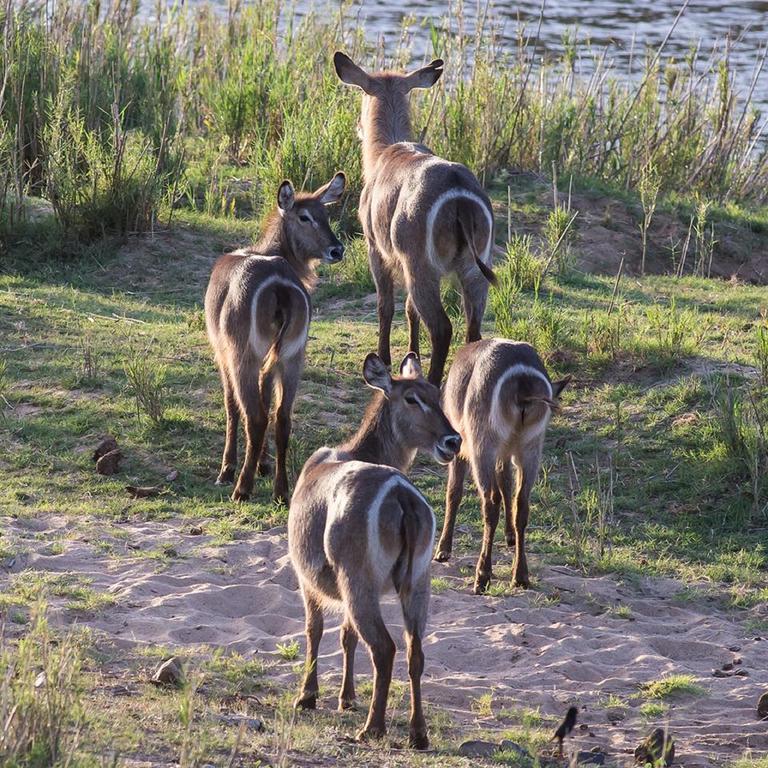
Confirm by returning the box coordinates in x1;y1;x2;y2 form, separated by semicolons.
298;212;311;223
404;393;418;405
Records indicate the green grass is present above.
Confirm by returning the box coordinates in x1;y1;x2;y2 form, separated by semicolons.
639;674;705;700
732;756;768;768
0;572;115;614
275;640;301;661
639;701;670;719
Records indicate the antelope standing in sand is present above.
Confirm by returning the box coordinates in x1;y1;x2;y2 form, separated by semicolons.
289;353;461;749
205;172;346;503
434;339;570;592
334;52;496;385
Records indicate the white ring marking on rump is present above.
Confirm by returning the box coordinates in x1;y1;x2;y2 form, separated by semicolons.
248;275;309;360
489;362;552;436
424;188;493;271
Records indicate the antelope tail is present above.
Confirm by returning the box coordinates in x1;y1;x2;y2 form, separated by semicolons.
258;286;292;407
520;394;561;413
393;487;427;598
457;201;497;286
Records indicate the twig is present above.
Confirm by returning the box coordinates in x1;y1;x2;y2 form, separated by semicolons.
608;255;625;314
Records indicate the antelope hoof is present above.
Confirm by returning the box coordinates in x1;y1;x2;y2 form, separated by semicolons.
231;488;250;502
513;572;530;589
338;697;356;711
433;546;451;563
474;573;491;595
294;692;317;710
215;469;235;485
356;725;386;743
409;730;429;750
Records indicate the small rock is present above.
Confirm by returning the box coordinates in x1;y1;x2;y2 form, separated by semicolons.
93;436;118;462
499;740;529;757
34;671;46;689
458;740;498;758
216;714;263;731
96;449;122;475
634;728;675;766
125;485;161;499
722;662;734;671
189;525;204;536
757;692;768;720
734;668;749;677
734;657;742;665
149;656;184;688
713;668;730;678
166;469;179;481
578;751;606;766
728;645;741;652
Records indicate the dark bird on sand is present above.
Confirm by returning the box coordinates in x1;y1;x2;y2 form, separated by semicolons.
552;706;578;756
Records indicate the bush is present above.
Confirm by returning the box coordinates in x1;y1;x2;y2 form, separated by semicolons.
124;349;168;425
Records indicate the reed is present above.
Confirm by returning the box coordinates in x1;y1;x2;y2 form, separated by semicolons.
1;0;767;250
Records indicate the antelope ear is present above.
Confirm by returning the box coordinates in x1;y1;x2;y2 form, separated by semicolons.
399;352;422;379
552;375;572;398
404;58;444;91
363;353;392;395
277;180;295;213
334;51;375;94
315;171;346;205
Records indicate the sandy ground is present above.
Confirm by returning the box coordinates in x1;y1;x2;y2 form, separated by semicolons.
2;511;767;766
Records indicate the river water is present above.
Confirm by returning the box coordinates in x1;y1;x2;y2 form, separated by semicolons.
290;0;768;112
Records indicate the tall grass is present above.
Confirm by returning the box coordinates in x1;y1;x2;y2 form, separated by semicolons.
713;378;768;523
0;606;85;767
1;0;767;252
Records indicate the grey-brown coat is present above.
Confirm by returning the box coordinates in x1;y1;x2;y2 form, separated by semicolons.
435;339;570;592
288;353;460;748
204;173;346;503
334;52;496;385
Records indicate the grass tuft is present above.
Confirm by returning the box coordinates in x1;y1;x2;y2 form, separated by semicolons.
640;674;704;700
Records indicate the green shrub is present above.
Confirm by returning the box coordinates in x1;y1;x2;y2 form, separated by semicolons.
124;349;168;425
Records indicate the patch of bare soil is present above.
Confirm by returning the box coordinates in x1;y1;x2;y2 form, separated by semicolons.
571;192;768;283
2;513;766;766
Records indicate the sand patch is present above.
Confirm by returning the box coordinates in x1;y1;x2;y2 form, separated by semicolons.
2;512;766;765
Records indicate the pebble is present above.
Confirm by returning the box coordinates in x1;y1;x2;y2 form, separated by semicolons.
149;656;184;688
457;740;498;758
757;691;768;720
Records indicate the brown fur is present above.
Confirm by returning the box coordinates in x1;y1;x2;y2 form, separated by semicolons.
435;339;570;592
204;173;346;503
288;353;461;748
334;52;496;385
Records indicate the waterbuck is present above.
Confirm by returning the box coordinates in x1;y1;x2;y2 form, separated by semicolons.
288;352;461;749
205;172;346;503
434;339;570;592
334;51;496;385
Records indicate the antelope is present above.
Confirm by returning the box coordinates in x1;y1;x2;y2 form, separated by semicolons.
288;352;461;749
204;172;346;504
434;339;570;593
334;51;496;385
